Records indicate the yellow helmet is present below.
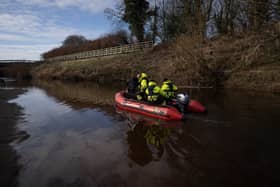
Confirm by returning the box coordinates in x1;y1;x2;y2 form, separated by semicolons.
148;80;157;86
138;72;148;80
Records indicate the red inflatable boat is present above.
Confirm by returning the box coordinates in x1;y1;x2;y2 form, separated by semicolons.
115;91;206;121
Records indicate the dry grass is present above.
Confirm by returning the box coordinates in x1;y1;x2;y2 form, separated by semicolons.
32;22;280;92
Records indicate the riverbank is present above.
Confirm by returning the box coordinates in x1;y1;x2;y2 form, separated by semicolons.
0;88;27;187
32;23;280;93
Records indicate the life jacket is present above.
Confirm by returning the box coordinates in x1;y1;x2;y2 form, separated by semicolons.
146;81;160;102
138;73;149;92
161;80;177;99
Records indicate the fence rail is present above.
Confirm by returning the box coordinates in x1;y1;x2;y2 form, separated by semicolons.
45;41;154;62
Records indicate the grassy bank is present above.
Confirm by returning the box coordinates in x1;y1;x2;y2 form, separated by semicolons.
32;23;280;93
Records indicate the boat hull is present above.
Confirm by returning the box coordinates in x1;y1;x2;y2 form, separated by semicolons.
115;91;183;121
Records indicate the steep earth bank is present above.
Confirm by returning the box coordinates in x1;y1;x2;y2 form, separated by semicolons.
32;23;280;93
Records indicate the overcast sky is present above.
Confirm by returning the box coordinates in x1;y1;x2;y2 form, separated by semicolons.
0;0;121;60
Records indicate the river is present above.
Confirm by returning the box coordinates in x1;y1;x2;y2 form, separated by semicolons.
1;80;280;187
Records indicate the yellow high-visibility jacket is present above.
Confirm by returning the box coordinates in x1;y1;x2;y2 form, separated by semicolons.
145;81;161;102
138;73;149;93
160;79;178;99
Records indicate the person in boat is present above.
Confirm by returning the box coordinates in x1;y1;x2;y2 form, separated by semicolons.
160;78;178;104
125;76;139;100
145;80;164;105
136;72;149;101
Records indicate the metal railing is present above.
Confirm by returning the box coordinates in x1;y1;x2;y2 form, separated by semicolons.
0;60;36;63
45;41;154;62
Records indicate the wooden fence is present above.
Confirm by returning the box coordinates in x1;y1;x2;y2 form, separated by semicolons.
45;41;154;62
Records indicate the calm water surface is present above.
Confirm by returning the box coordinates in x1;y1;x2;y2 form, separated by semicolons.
1;81;280;187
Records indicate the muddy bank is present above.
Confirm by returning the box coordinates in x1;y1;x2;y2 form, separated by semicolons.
224;67;280;93
0;88;28;187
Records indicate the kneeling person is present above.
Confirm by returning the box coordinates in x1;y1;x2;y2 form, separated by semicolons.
160;78;178;103
145;80;164;105
126;77;138;100
136;72;149;101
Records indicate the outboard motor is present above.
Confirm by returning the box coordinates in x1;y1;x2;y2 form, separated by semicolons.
176;93;189;114
176;93;189;105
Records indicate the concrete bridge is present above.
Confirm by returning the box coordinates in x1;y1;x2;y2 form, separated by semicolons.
0;60;38;63
0;61;40;79
0;77;16;87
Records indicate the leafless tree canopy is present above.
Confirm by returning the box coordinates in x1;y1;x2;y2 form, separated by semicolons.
42;31;128;59
62;35;88;47
146;0;280;40
43;0;280;58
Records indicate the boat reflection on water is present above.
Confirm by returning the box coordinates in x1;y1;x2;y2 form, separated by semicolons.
117;108;183;166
